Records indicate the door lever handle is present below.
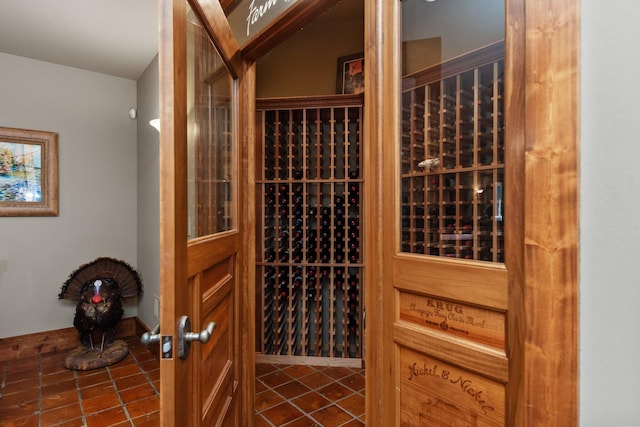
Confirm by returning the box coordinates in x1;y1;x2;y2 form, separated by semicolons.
178;315;217;359
141;324;161;345
184;321;216;344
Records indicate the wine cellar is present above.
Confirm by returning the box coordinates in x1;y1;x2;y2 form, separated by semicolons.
400;41;505;262
256;95;364;363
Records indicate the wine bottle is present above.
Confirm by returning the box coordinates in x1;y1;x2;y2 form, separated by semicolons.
279;284;288;299
265;275;275;288
307;251;317;263
349;169;359;179
348;316;358;333
293;276;303;288
349;275;358;288
306;240;317;251
320;228;331;240
265;250;275;263
307;286;316;299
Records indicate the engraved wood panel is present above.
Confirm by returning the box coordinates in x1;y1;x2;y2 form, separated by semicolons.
400;347;505;427
399;291;505;350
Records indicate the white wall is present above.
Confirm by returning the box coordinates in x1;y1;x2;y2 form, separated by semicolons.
136;55;160;330
0;53;138;338
580;0;640;425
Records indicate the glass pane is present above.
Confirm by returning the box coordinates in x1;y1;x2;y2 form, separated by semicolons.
187;4;235;239
400;0;504;262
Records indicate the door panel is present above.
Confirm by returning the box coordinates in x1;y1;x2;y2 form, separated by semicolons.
400;347;505;426
379;1;511;425
159;0;249;425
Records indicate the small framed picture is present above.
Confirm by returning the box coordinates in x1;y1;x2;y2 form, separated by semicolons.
337;52;364;94
0;127;58;216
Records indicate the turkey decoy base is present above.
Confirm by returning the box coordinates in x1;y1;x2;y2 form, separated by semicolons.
64;339;129;370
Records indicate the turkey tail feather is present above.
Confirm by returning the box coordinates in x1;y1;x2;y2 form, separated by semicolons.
59;257;143;300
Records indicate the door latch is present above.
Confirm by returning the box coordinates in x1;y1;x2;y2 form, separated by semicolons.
141;324;160;345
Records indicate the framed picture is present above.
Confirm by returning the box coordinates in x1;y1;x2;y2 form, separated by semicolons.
337;52;364;95
0;127;58;216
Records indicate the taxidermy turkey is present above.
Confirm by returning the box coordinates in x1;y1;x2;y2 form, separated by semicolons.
59;257;143;355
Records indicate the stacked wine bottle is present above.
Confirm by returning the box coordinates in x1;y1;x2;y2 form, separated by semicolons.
399;44;505;262
257;97;364;360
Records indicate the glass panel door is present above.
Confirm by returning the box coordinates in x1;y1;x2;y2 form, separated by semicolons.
399;0;505;262
187;6;235;239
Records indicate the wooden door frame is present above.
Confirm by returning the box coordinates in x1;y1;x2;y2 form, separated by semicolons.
364;0;579;425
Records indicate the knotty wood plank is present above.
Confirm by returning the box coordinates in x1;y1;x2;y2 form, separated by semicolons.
523;0;580;424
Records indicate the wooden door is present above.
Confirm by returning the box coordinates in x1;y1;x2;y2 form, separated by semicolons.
158;0;253;425
364;0;578;425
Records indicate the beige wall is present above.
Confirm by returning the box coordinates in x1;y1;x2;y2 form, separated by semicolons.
136;55;160;331
402;0;504;63
0;52;138;338
256;4;364;98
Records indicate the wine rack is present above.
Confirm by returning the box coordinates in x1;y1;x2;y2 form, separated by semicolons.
401;41;505;262
256;95;364;362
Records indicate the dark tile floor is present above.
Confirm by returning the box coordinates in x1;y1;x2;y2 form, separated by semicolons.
0;336;160;427
1;338;364;426
255;363;365;426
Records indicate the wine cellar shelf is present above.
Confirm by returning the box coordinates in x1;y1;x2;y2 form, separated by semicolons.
401;41;505;262
256;95;364;363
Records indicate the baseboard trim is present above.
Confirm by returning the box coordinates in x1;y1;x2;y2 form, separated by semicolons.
255;353;363;368
0;317;151;363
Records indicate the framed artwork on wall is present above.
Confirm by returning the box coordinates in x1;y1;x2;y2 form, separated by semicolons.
337;52;364;94
0;126;58;216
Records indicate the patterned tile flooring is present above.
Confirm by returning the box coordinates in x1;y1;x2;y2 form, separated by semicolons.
0;336;159;427
255;363;365;426
1;338;364;426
